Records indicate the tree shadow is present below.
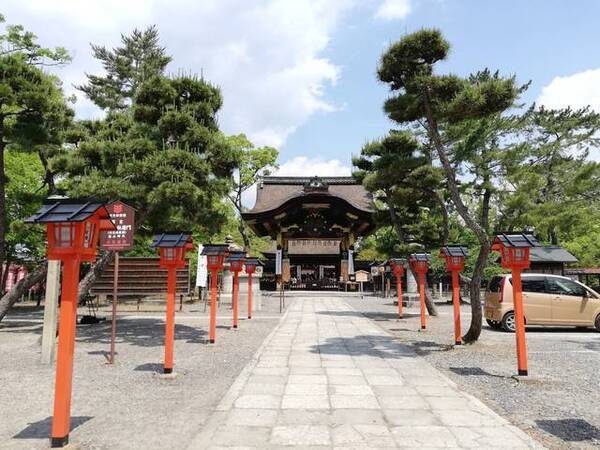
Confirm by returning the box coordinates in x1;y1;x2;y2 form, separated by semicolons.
0;320;43;331
448;366;509;379
75;318;206;347
13;416;92;439
134;362;163;372
311;334;417;359
536;418;600;442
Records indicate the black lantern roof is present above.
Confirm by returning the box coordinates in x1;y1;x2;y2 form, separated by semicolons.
226;250;247;262
25;199;110;223
494;233;539;248
201;244;229;255
440;245;470;257
409;253;431;262
245;258;264;266
151;232;192;248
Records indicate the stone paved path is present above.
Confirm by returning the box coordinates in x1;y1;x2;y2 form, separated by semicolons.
188;296;543;449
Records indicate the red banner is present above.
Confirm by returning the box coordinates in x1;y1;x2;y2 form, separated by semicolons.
100;201;135;251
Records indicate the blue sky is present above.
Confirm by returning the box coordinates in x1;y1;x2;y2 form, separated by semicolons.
285;0;600;168
3;0;600;178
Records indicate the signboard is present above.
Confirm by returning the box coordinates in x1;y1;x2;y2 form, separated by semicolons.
196;244;208;288
100;201;135;251
275;249;282;275
355;270;369;283
370;266;379;277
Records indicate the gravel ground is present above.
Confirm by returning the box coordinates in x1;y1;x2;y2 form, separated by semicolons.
344;294;600;450
0;294;288;449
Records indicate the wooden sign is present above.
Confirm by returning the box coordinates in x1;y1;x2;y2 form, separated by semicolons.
100;201;135;251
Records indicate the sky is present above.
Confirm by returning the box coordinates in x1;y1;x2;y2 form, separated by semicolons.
3;0;600;183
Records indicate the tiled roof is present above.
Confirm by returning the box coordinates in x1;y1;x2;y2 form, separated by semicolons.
26;199;110;223
246;176;374;214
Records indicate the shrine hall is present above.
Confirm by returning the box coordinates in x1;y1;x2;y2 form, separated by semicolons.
242;176;375;290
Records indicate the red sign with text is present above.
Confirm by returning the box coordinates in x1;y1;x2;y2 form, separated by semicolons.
100;201;135;251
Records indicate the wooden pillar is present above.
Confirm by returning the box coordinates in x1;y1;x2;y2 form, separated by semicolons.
41;260;61;364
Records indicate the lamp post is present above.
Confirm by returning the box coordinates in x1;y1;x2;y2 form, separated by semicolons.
492;233;539;376
389;258;406;319
202;244;229;343
226;251;246;329
409;253;431;330
439;245;469;346
151;233;194;374
244;258;261;319
26;199;115;448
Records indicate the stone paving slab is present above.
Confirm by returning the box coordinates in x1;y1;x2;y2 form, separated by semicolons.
187;296;544;449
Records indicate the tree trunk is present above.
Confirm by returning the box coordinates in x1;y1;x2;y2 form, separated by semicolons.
461;242;490;342
238;219;251;251
422;94;491;342
0;136;6;286
424;276;438;316
77;250;113;303
1;255;10;292
0;263;47;322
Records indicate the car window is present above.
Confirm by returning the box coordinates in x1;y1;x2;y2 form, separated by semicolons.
521;277;547;294
547;278;587;297
488;276;504;293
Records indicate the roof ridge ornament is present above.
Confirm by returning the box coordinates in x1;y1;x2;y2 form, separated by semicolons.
303;176;329;193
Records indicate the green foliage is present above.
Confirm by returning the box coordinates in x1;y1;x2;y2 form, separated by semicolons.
0;14;73;272
353;131;447;255
227;133;278;249
77;25;171;110
5;149;46;263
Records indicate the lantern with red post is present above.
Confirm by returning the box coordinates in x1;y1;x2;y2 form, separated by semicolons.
439;245;469;346
389;258;406;319
202;244;229;343
408;253;430;330
226;251;246;329
492;233;539;376
25;199;115;448
151;232;194;374
244;258;262;319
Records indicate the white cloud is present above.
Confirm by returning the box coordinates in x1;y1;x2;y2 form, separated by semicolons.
276;156;352;177
242;156;352;208
3;0;411;148
537;69;600;161
537;69;600;112
374;0;411;20
2;0;353;149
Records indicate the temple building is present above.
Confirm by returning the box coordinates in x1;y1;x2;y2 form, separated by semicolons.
242;176;375;290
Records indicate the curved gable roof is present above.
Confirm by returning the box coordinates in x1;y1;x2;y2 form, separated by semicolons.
246;176;374;215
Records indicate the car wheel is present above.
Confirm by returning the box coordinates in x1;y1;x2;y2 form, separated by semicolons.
501;311;516;333
595;314;600;332
486;319;501;329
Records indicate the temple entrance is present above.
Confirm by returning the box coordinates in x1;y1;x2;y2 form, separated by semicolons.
242;176;375;290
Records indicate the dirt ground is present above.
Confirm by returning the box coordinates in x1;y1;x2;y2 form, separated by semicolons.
0;294;287;449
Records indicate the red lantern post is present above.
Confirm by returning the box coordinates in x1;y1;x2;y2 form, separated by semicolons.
492;233;539;376
389;258;406;319
409;253;430;330
202;244;229;343
440;245;469;346
227;251;246;328
26;199;115;448
151;233;194;374
244;258;261;319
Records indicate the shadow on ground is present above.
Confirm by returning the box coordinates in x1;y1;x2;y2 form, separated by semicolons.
13;416;92;439
536;418;600;442
76;318;207;347
311;334;417;359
